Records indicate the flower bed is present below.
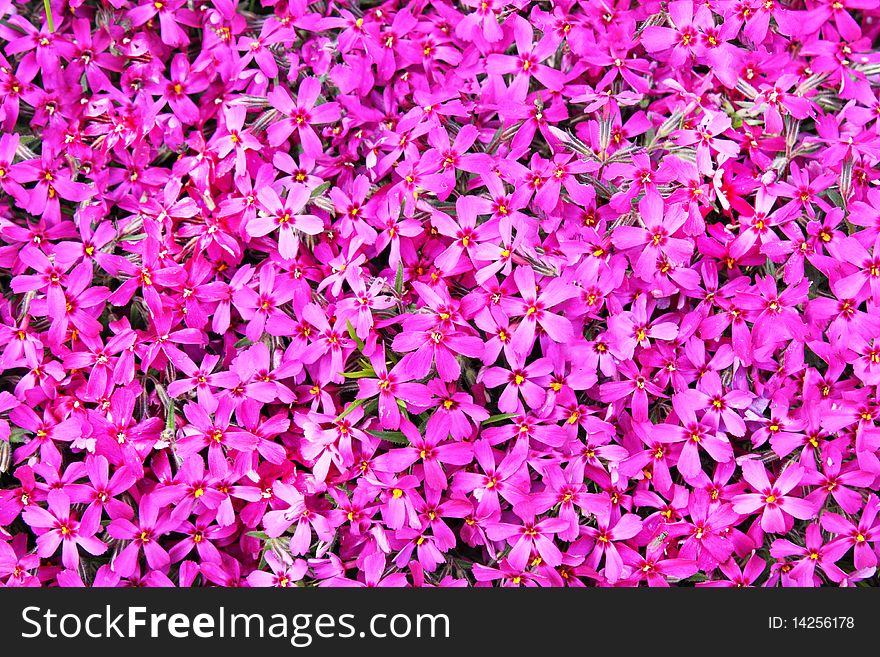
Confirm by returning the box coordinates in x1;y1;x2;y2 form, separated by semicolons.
1;0;880;587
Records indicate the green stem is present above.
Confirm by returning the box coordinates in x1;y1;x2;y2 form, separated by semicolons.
44;0;54;32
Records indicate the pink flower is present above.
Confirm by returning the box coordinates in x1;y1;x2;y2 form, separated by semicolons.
248;184;324;260
266;77;341;156
611;194;694;282
732;461;817;534
371;419;473;491
770;524;849;586
573;510;643;584
479;354;554;414
167;352;241;410
821;494;880;571
502;265;577;355
262;482;333;555
356;347;433;430
486;509;570;571
108;494;177;577
21;490;107;570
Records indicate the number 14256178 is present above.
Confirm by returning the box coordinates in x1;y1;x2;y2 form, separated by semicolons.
768;617;855;630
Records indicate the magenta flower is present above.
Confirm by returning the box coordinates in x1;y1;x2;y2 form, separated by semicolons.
479;354;553;414
530;461;593;541
88;387;162;475
166;351;239;407
502;265;577;355
452;439;529;515
263;481;333;555
821;495;880;571
392;324;484;382
598;360;667;423
22;490;107;570
249;184;323;260
432;195;499;272
606;295;680;361
0;534;41;587
673;380;752;437
424;380;489;442
0;466;38;526
108;507;174;577
179;399;260;472
653;406;733;482
641;1;707;67
455;0;505;43
336;274;394;340
752;75;814;134
621;545;699;587
675;489;742;572
486;509;570;572
770;524;849;586
673;110;740;174
236;21;293;79
126;0;195;46
8;405;80;469
3;0;880;590
356;346;432;429
802;447;876;514
168;516;237;565
215;105;262;177
372;420;473;491
300;303;355;384
698;553;767;588
732;461;817;534
485;15;562;90
232;264;300;341
573;510;643;584
248;552;309;588
611;194;694;281
320;552;407;588
267;77;340;156
80;455;137;520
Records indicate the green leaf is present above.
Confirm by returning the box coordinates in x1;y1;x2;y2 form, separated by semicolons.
165;400;177;434
9;427;30;444
826;189;845;209
341;357;374;378
346;320;366;352
334;398;366;422
234;337;255;348
153;383;177;434
482;413;518;426
365;430;410;445
394;261;405;295
310;181;332;197
362;397;379;418
44;0;54;32
247;531;271;540
341;370;375;379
